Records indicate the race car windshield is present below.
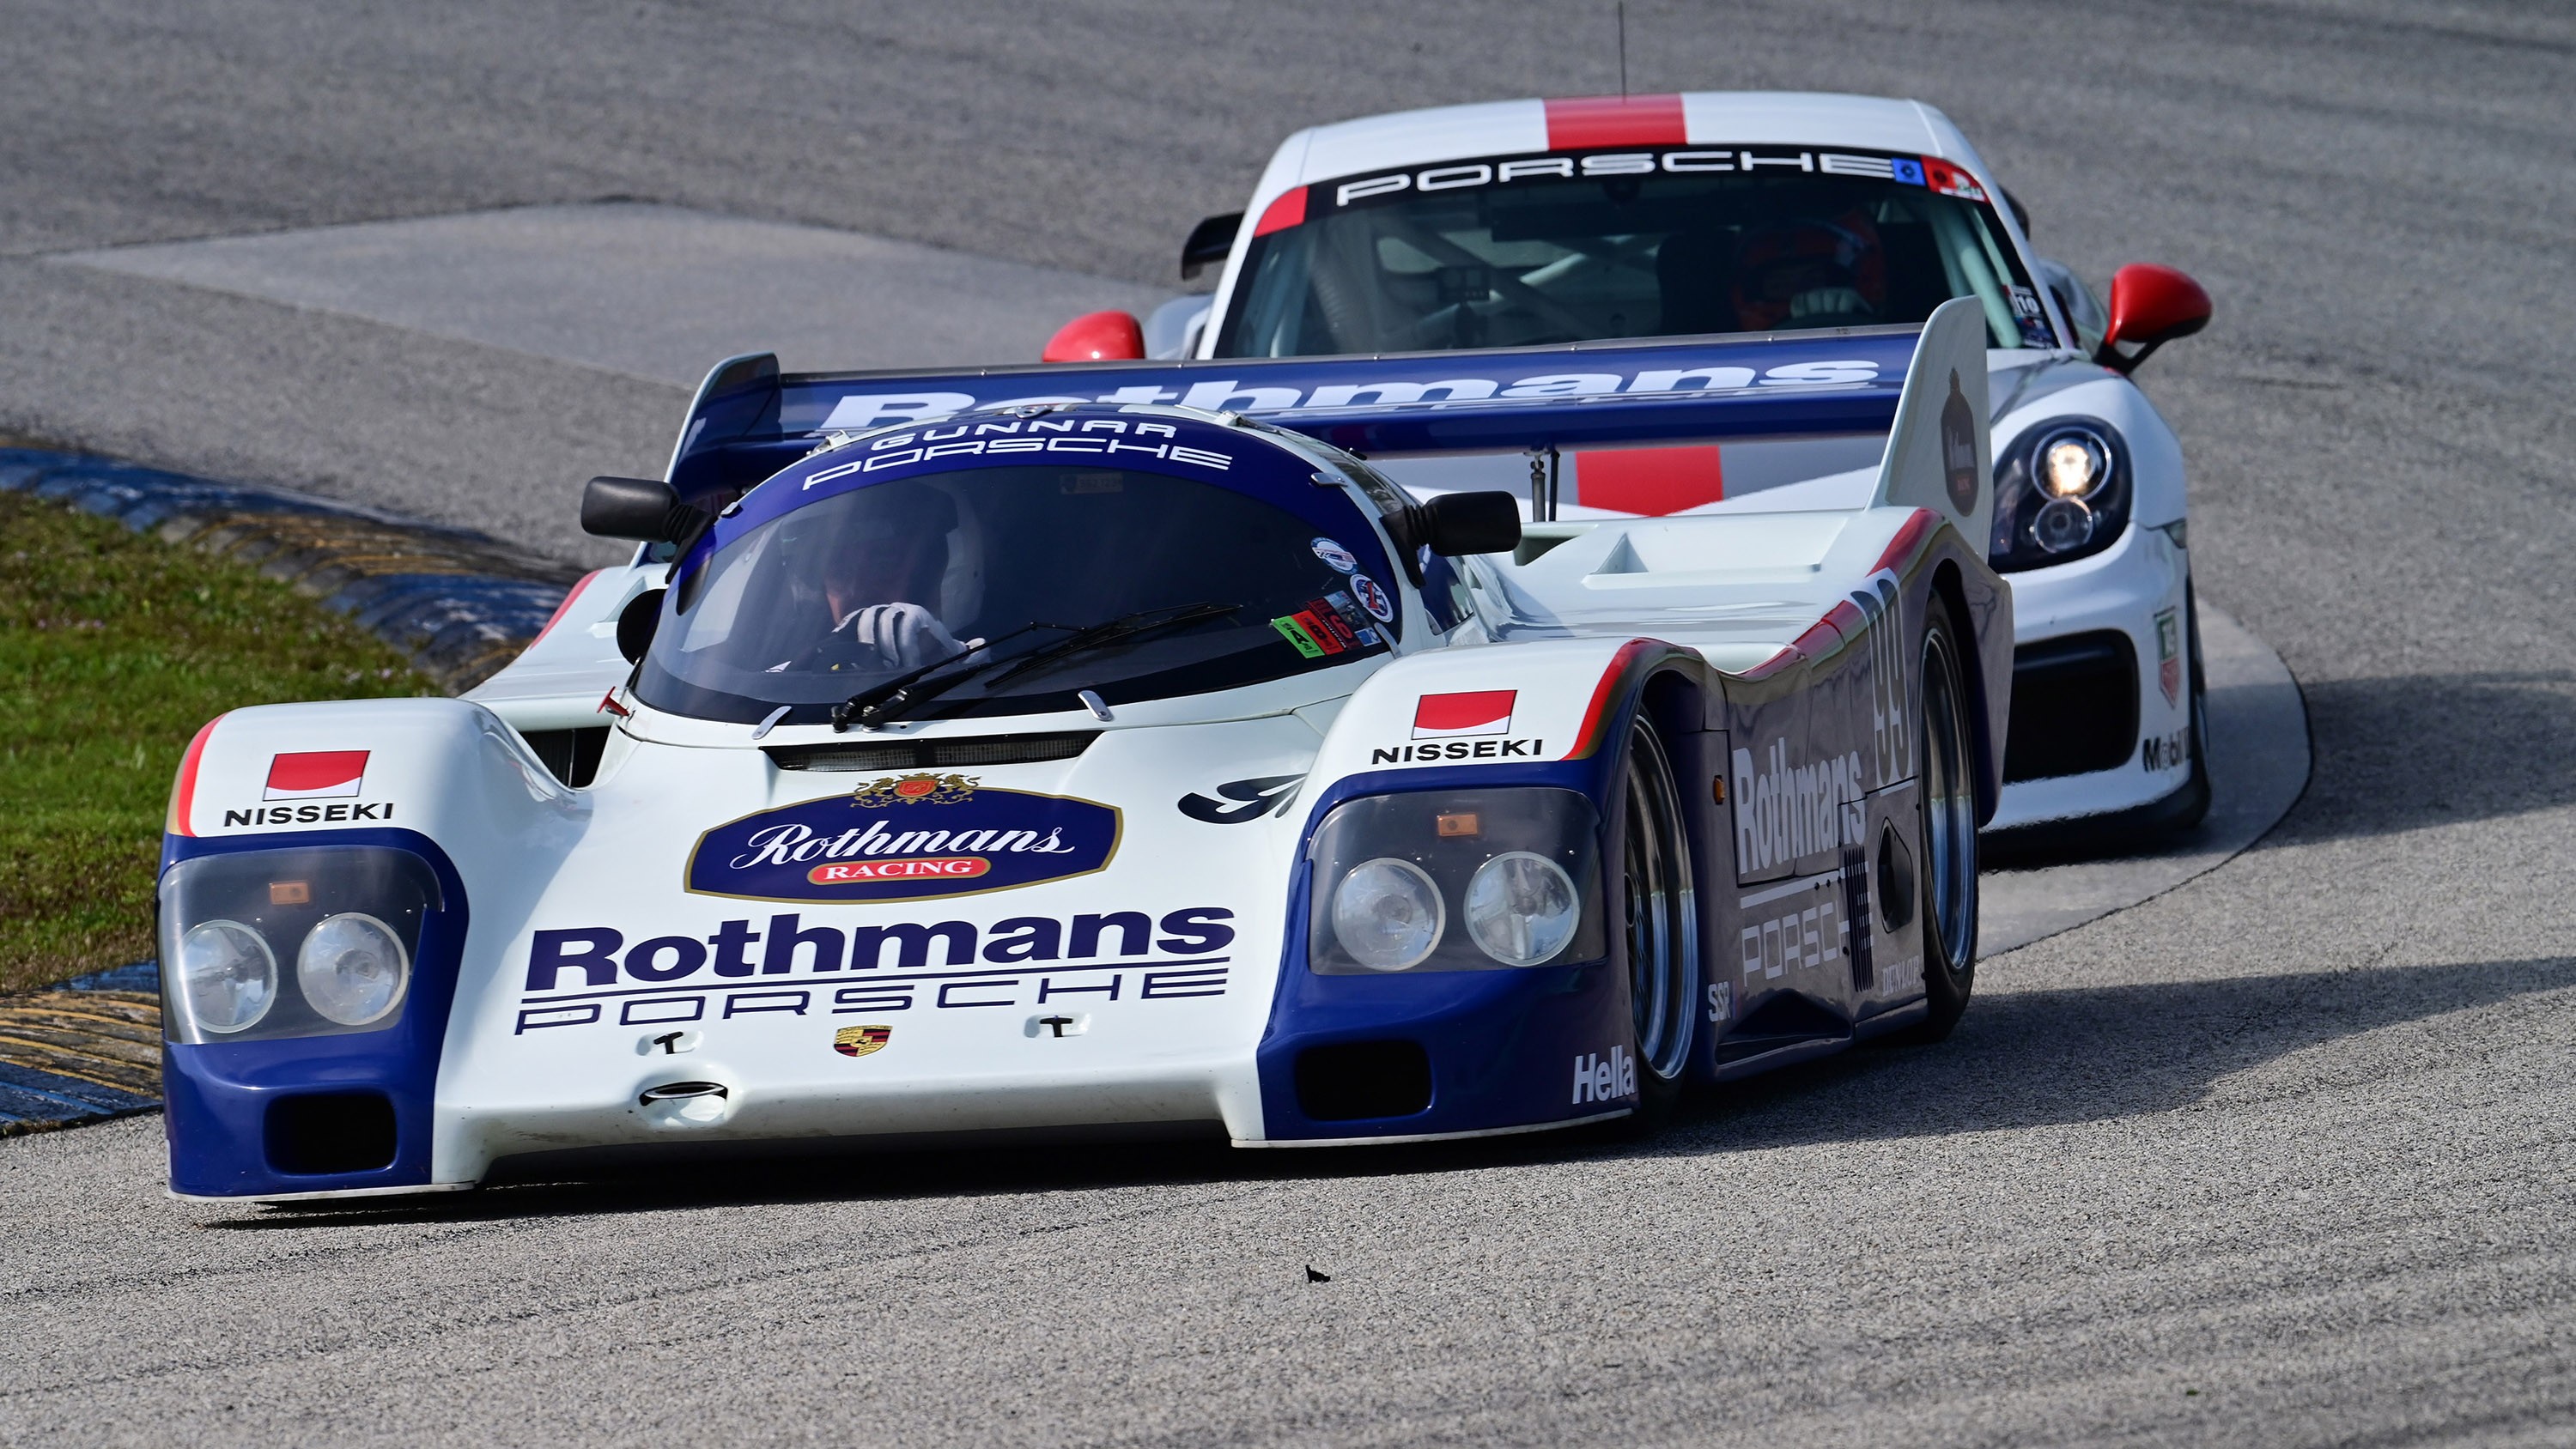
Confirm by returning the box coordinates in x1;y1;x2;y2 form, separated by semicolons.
1213;155;2051;357
635;464;1398;725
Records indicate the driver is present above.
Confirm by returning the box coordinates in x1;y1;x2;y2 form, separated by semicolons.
1730;210;1887;330
801;484;969;672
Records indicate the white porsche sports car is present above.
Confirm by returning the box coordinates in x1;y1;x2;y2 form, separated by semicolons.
157;306;2007;1202
1048;91;2213;844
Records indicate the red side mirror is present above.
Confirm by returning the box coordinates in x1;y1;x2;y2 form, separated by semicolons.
1042;310;1146;363
2098;264;2211;373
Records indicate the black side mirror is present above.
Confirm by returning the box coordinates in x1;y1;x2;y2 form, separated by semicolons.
616;588;665;664
1181;212;1243;280
582;476;704;543
1407;491;1523;558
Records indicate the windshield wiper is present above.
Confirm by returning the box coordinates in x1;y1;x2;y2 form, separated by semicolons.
835;602;1240;731
829;621;1064;732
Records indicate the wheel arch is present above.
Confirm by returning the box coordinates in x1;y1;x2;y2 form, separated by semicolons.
1929;556;2004;828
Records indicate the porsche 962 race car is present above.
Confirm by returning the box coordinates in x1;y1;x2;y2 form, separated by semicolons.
155;302;2008;1202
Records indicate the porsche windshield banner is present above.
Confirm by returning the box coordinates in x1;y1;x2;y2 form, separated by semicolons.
686;774;1122;903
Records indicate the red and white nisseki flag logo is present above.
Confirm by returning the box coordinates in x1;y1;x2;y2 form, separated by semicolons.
264;750;370;801
1412;690;1516;739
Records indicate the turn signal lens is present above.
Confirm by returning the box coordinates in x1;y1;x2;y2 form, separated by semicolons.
1330;858;1445;971
178;920;277;1034
1462;852;1581;967
296;912;410;1027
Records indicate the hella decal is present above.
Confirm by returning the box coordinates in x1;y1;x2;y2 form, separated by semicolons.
1570;1046;1637;1106
685;773;1120;903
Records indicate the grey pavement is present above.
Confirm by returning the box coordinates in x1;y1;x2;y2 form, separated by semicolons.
4;1;2574;1445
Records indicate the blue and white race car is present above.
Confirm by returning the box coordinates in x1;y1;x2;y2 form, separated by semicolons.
1049;91;2213;843
156;306;2007;1202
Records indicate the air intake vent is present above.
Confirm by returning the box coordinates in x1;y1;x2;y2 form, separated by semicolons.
768;731;1100;773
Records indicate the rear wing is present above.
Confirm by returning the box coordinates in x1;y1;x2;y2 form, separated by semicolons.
665;299;1990;539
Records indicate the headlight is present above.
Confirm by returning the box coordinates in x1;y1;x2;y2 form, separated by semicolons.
1462;852;1580;967
1307;787;1605;974
1330;858;1446;971
1989;419;2131;573
177;920;277;1034
297;913;410;1026
159;846;441;1044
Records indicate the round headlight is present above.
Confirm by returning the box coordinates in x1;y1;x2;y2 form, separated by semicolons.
2039;431;2108;499
296;912;410;1027
1463;851;1580;967
1330;858;1445;971
2032;496;2097;554
178;920;277;1034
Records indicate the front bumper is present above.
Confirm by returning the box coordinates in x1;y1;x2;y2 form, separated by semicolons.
1986;521;2195;834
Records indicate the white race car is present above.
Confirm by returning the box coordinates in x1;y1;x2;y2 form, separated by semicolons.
156;308;2007;1201
1048;91;2213;844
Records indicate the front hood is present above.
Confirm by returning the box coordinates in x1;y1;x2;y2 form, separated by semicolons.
437;712;1327;1131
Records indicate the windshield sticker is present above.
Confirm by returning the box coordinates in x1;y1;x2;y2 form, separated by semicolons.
1352;573;1396;624
1319;145;1989;214
1312;537;1359;573
1299;597;1360;652
686;780;1121;903
800;416;1235;487
1270;615;1327;658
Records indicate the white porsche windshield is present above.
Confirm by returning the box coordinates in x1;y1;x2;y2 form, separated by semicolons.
1213;153;2051;357
634;464;1400;726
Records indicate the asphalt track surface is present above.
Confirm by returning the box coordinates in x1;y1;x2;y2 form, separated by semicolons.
4;3;2573;1443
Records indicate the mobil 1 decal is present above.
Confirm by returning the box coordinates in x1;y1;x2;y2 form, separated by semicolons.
686;772;1121;903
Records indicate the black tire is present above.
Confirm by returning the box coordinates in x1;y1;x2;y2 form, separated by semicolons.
1896;596;1981;1044
2166;580;2214;833
1612;715;1698;1125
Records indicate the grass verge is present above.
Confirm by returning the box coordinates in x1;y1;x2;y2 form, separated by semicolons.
0;488;433;995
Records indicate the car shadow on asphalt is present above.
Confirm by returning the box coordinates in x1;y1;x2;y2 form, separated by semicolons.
205;955;2574;1230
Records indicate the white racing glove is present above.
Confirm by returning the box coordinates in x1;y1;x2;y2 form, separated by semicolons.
839;602;966;670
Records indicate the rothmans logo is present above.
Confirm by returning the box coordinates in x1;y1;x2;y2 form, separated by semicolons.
688;779;1122;904
1732;739;1866;876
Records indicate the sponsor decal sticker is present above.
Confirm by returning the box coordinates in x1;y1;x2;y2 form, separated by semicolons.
1413;690;1516;740
1732;739;1866;878
2155;607;2183;708
833;1024;892;1058
264;750;368;801
1177;773;1305;824
1270;615;1327;658
1570;1046;1637;1106
1352;573;1395;623
1312;537;1359;573
1940;369;1979;515
2142;726;2190;773
1922;157;1988;202
686;776;1120;903
1706;980;1735;1024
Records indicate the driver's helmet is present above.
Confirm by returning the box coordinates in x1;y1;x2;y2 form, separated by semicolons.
1730;210;1887;330
779;478;966;617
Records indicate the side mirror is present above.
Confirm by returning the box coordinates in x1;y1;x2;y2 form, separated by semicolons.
1042;311;1146;363
616;588;665;664
1181;212;1242;280
2097;264;2211;374
581;476;697;542
1412;491;1523;557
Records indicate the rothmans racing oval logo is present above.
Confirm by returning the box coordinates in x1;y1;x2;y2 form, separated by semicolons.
685;773;1121;903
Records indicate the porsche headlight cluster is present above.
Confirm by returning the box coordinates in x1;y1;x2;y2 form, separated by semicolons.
159;847;439;1044
1989;419;2131;573
1309;788;1604;974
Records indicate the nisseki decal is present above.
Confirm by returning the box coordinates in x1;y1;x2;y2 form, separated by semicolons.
686;773;1120;902
265;750;368;800
1413;690;1516;739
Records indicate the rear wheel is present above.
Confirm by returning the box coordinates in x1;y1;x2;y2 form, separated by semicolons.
1614;716;1698;1121
1902;598;1981;1043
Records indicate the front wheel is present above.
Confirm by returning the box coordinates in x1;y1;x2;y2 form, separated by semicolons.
1614;716;1698;1123
1899;597;1981;1043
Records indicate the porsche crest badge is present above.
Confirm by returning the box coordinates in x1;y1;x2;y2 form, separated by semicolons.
852;773;977;808
833;1024;893;1058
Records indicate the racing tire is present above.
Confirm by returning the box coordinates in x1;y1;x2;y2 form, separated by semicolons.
1895;597;1981;1045
2166;580;2214;833
1611;715;1698;1125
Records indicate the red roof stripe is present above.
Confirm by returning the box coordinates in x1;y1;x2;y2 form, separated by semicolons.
1544;94;1687;150
1251;185;1308;238
1870;508;1940;576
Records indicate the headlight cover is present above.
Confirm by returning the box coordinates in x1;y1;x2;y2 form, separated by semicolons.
1307;787;1605;974
159;846;440;1044
1989;418;2131;573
